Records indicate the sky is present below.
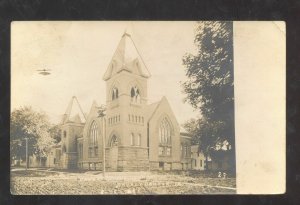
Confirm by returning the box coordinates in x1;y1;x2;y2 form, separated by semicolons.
11;21;200;127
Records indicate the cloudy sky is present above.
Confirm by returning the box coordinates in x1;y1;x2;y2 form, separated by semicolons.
11;21;200;126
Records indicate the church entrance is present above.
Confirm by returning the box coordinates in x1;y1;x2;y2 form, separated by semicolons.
109;135;118;171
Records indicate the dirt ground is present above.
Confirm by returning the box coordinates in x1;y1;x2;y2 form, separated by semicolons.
10;168;236;195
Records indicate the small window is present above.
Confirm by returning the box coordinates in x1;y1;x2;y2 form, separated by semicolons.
200;160;202;167
135;116;137;122
159;147;164;156
130;133;134;146
112;87;119;100
159;162;164;168
183;146;187;157
137;134;141;146
131;86;141;103
63;131;67;138
118;115;120;122
166;147;171;156
142;117;144;123
138;116;141;123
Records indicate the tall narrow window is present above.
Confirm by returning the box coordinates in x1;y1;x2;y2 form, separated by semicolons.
130;133;134;146
159;118;171;145
112;87;119;100
158;117;172;156
89;121;98;157
130;86;141;103
137;134;141;146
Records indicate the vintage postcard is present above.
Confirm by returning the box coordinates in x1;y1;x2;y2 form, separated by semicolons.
10;21;285;194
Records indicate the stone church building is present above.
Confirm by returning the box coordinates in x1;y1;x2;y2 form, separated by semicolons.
48;32;192;171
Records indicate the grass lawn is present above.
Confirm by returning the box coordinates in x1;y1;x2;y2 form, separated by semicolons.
11;169;236;195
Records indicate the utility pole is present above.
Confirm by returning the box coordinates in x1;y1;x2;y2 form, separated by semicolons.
98;105;106;178
25;137;28;170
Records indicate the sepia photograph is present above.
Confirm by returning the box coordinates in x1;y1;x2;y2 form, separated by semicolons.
10;21;284;195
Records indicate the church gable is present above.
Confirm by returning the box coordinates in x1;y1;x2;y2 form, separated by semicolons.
147;96;180;133
83;100;100;136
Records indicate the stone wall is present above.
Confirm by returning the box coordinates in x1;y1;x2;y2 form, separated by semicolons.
105;146;149;171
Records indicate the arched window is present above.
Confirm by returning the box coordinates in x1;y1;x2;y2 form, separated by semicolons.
158;117;172;156
137;134;141;146
130;86;141;103
110;135;118;147
88;121;98;157
130;133;134;146
112;87;119;100
159;118;171;145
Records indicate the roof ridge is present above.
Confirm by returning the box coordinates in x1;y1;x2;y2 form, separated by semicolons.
147;97;164;122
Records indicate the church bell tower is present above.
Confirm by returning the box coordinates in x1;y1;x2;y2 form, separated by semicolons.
102;32;151;171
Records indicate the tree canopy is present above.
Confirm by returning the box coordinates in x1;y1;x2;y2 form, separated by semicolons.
10;106;58;161
182;21;235;170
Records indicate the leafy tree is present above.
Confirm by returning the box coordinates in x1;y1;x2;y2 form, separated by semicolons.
10;106;56;162
182;21;235;172
49;124;61;144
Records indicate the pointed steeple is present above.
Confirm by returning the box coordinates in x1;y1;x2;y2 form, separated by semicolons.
62;96;86;124
103;31;151;81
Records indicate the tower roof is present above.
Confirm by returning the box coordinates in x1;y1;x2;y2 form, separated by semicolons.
103;32;151;81
62;96;86;124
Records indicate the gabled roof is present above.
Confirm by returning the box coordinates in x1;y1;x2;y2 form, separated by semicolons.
146;100;161;122
103;32;151;81
62;96;86;124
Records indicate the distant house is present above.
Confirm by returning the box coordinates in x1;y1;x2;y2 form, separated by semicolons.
180;132;192;170
191;145;208;171
190;142;232;172
209;140;233;172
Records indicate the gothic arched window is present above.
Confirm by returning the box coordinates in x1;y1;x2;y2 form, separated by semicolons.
159;118;171;145
110;135;118;147
158;117;172;156
112;87;119;100
130;86;141;103
88;121;98;157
